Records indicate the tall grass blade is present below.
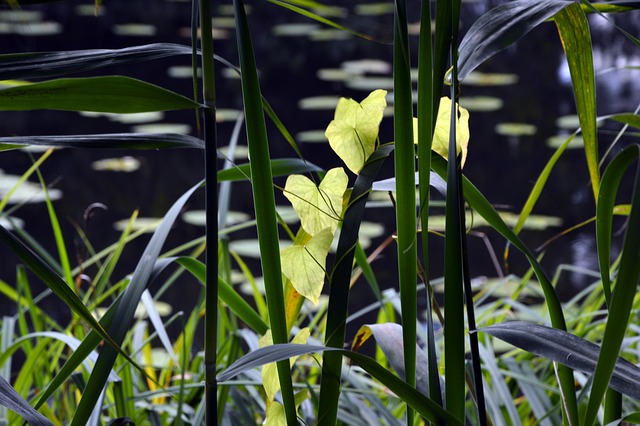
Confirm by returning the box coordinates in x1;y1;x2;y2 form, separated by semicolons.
319;144;392;425
232;0;296;422
0;76;198;113
392;2;417;423
457;0;568;81
554;3;599;199
585;145;640;426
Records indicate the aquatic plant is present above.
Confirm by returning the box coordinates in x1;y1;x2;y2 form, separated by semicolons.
0;0;639;425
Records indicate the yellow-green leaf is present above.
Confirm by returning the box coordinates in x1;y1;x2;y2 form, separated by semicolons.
281;228;333;304
284;167;348;236
421;97;470;167
325;89;387;174
260;328;311;401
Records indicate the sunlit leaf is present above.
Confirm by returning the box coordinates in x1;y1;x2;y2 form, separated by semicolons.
325;89;387;174
259;328;310;401
421;97;470;167
281;228;332;304
283;167;348;235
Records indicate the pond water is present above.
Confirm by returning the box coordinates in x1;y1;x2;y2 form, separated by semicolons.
0;0;639;325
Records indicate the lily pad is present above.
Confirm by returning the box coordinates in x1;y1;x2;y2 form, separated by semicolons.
546;135;584;149
316;68;353;81
458;96;503;112
345;76;394;91
463;72;518;86
310;28;351;41
230;239;292;258
182;210;251;227
168;66;201;79
273;23;319;37
132;123;192;134
91;156;141;172
495;122;537;137
219;145;249;160
113;217;162;232
296;130;327;143
112;24;157;37
0;172;62;204
341;59;391;74
298;96;341;110
427;211;561;231
355;3;394;15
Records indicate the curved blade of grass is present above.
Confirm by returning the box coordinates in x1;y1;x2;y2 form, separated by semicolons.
0;148;53;214
0;76;199;113
319;144;392;425
392;2;418;424
233;0;296;422
0;376;52;426
0;43;193;80
217;158;322;182
69;181;202;426
479;321;640;400
175;256;269;335
457;0;568;81
554;3;599;200
585;145;640;426
0;133;203;150
430;152;579;424
218;343;463;425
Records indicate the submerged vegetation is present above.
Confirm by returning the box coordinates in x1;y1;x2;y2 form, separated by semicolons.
0;0;639;425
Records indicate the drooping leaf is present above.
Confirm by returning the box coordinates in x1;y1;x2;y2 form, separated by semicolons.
419;97;470;167
325;89;387;174
0;76;199;113
480;321;640;400
457;0;568;81
283;167;348;235
217;158;323;182
0;375;52;426
353;323;430;397
281;228;332;304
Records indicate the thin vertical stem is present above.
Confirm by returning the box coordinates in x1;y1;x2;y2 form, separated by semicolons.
199;0;218;425
393;0;416;424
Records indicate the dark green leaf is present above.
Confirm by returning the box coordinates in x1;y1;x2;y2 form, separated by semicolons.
217;158;322;182
0;133;203;150
0;77;199;113
457;0;567;81
480;321;640;400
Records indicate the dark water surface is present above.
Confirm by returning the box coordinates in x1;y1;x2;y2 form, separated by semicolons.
0;0;639;326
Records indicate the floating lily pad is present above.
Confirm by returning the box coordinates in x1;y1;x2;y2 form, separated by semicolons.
211;17;236;29
495;122;537;137
134;300;172;319
310;28;351;41
359;221;385;238
12;21;62;36
463;72;518;86
317;68;354;82
546;135;584;149
0;10;43;22
555;115;581;130
113;24;157;37
298;96;341;110
459;96;503;112
216;109;242;122
182;210;251;227
132;123;192;134
346;76;394;91
219;145;249;160
168;66;201;79
355;2;394;15
296;130;328;143
273;23;319;36
113;217;162;232
341;59;391;75
75;4;105;16
92;156;141;172
0;216;24;230
229;239;292;258
80;111;165;124
221;68;241;79
0;172;62;204
217;4;252;15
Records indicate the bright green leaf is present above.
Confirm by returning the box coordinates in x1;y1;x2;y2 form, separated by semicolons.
0;76;199;113
281;228;332;304
422;97;470;167
283;167;348;235
260;328;311;401
325;89;387;174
